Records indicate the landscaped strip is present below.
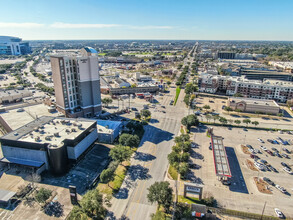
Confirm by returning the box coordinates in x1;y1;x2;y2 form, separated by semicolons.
174;86;181;105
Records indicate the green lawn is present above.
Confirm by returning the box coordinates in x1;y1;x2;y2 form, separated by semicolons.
168;165;178;180
97;161;130;195
174;86;181;105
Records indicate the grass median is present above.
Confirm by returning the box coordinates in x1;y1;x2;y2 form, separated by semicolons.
174;86;181;105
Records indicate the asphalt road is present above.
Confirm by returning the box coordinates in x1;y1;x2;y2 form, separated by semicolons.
107;69;189;219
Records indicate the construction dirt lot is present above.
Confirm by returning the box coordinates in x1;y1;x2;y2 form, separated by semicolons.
187;125;293;218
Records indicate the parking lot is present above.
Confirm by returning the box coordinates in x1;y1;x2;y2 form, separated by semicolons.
194;96;293;130
187;125;293;218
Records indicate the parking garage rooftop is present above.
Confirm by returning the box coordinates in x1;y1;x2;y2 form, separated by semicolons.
211;135;232;177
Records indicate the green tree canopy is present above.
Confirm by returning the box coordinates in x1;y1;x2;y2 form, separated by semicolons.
141;109;151;119
109;145;132;164
119;134;140;148
147;181;173;212
35;188;52;203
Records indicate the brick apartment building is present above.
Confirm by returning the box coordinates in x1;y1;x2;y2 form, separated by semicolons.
198;74;293;103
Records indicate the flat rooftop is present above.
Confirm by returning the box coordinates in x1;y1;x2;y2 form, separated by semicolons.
97;120;122;134
0;89;32;98
211;135;231;177
228;97;279;107
1;116;96;146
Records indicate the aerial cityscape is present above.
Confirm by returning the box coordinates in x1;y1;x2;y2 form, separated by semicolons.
0;0;293;219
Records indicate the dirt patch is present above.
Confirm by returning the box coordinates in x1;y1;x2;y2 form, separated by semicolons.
253;177;272;194
246;159;258;171
241;145;250;154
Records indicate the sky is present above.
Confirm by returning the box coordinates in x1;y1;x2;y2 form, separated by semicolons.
0;0;293;41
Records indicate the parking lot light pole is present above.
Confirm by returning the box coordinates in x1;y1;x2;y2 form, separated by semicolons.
260;201;267;220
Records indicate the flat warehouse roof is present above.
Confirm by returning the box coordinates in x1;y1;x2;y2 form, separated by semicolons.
211;135;231;177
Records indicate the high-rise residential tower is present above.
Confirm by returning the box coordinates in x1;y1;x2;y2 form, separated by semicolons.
50;47;102;118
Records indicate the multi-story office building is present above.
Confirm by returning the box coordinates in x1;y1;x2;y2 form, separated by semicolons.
198;73;293;103
50;47;102;118
217;52;236;59
0;36;31;55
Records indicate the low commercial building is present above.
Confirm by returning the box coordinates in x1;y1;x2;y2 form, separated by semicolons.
97;120;123;143
0;89;32;104
227;97;280;115
0;116;98;175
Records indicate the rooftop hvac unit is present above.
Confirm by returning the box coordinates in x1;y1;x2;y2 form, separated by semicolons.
35;136;40;141
45;136;51;141
65;129;70;133
71;128;76;132
54;132;59;137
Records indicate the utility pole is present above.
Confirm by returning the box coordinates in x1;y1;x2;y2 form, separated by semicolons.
260;201;267;220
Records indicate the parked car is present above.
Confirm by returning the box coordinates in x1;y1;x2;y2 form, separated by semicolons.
250;154;259;159
263;177;275;186
260;146;267;151
275;185;287;194
266;150;274;156
283;167;293;174
254;162;265;171
260;159;268;165
272;147;278;152
249;148;256;154
281;153;290;159
274;208;285;218
257;138;264;143
281;162;290;169
246;144;253;149
282;148;290;154
16;108;25;112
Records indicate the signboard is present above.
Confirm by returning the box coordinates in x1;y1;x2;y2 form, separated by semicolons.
184;183;203;199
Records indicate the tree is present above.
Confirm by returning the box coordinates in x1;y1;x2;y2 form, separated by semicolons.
185;83;195;95
167;151;180;165
212;115;220;123
79;189;107;219
219;117;228;125
224;106;233;114
205;114;212;122
172;145;181;154
141;109;151;119
178;162;189;177
147;181;173;212
233;93;243;97
175;134;190;143
102;98;113;107
100;168;115;186
69;206;88;220
183;94;190;106
131;83;137;88
242;119;251;127
181;114;199;130
119;134;140;148
234;120;241;125
35;188;52;204
166;81;171;86
203;105;210;110
181;152;190;162
251;121;259;127
26;173;41;189
109;145;132;164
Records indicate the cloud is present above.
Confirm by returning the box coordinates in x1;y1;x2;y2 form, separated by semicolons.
127;25;174;30
50;22;174;30
50;22;120;28
0;22;44;28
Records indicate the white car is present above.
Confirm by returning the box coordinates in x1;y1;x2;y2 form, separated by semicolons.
258;138;264;143
283;167;292;174
254;162;265;171
274;208;284;218
275;185;287;193
260;145;267;151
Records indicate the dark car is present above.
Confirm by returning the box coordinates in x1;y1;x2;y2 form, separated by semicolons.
281;162;290;168
266;150;274;156
272;147;278;152
281;153;290;159
250;154;259;159
263;177;275;186
246;144;253;149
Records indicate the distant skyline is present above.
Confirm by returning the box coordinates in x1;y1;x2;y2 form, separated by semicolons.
1;0;293;41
